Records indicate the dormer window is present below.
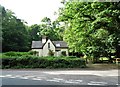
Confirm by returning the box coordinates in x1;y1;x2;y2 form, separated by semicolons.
56;44;60;47
48;43;50;49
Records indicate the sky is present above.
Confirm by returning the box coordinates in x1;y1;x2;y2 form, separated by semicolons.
0;0;63;25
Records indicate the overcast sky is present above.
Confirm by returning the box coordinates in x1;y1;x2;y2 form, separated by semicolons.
0;0;63;25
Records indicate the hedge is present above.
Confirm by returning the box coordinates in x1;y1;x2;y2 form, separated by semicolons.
1;56;86;69
3;51;31;56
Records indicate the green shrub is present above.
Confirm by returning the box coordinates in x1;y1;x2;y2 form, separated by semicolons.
65;56;78;59
4;51;17;56
1;56;86;69
61;51;67;56
29;51;39;56
48;49;54;56
4;52;31;57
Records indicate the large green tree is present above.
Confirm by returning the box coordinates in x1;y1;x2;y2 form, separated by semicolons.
29;24;41;41
2;6;30;52
29;17;63;41
58;1;120;61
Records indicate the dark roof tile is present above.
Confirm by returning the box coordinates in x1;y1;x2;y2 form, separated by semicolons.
31;41;43;48
52;41;68;48
31;40;68;48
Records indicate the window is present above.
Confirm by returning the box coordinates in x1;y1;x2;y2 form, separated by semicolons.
48;43;50;49
56;44;60;47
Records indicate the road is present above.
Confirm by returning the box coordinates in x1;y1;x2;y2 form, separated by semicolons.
0;69;119;87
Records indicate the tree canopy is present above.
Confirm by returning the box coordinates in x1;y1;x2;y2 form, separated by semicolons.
2;1;120;61
1;5;30;52
58;1;120;59
1;5;64;52
29;17;64;41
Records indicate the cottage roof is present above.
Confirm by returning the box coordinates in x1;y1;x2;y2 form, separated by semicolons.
31;41;43;48
31;40;68;49
52;41;68;48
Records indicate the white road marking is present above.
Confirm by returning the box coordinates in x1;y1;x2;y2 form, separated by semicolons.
36;76;46;79
44;70;119;76
19;77;29;79
90;81;107;83
9;77;16;78
0;75;6;77
31;78;42;81
88;81;107;85
53;78;64;81
116;84;120;85
13;75;22;78
5;75;12;77
88;83;103;85
46;79;60;82
1;74;46;81
24;76;35;78
75;80;83;82
64;80;80;84
46;78;83;84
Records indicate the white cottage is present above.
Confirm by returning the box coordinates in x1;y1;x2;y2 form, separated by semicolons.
31;36;69;56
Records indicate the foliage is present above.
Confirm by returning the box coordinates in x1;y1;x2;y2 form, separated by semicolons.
3;52;32;57
1;5;65;52
28;17;64;42
28;24;41;41
1;56;86;69
61;51;67;56
29;51;39;56
1;5;30;52
58;1;120;62
48;49;54;56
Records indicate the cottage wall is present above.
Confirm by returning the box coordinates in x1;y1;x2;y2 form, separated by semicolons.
32;49;42;56
42;39;55;56
54;48;69;56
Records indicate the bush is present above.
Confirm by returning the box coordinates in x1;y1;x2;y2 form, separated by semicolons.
1;56;86;69
4;51;31;56
4;51;17;56
29;51;39;56
61;51;67;56
48;49;54;56
66;56;78;59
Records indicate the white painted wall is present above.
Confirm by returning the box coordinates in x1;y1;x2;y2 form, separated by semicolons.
32;39;69;57
32;49;42;56
42;39;55;56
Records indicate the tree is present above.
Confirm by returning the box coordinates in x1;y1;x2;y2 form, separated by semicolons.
29;24;41;41
2;6;30;52
38;17;63;41
58;1;120;62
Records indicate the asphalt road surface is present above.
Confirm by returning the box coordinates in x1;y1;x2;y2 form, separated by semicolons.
0;69;119;87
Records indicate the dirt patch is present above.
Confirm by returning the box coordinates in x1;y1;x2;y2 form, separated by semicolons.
86;64;120;70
